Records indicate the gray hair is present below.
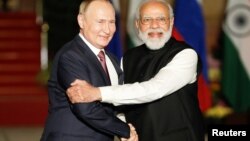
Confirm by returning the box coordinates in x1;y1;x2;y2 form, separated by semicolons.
135;0;174;20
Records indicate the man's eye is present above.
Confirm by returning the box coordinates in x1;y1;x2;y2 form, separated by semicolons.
159;18;166;22
110;21;115;24
143;18;151;22
97;20;105;23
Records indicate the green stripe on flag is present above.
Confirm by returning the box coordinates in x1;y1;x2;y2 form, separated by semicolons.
222;33;250;112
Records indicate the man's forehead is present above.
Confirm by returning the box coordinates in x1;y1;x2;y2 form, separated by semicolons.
85;0;114;13
141;14;166;18
140;2;169;14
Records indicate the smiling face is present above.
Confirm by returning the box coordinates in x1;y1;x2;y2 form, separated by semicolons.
78;0;116;49
136;1;174;50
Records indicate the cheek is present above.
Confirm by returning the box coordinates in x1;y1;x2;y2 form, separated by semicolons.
93;25;102;32
110;25;116;34
162;26;169;32
90;27;102;37
139;25;149;32
163;23;171;31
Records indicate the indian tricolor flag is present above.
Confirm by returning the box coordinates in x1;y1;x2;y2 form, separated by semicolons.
173;0;212;112
222;0;250;112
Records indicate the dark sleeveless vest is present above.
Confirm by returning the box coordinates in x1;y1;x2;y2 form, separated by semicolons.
122;38;205;141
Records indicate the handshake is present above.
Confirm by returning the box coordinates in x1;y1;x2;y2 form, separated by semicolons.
67;79;138;141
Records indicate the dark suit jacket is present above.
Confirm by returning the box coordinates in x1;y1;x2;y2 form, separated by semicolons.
40;35;129;141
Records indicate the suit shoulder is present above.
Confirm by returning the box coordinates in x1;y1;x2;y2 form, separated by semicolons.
52;40;84;65
55;35;86;56
172;39;194;50
124;44;145;56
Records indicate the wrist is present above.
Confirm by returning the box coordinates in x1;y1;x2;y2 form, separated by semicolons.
95;88;102;101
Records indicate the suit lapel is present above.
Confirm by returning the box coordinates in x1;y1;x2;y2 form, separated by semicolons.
106;52;124;85
74;35;111;85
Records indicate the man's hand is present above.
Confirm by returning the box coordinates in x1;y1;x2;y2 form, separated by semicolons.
66;79;101;103
120;123;138;141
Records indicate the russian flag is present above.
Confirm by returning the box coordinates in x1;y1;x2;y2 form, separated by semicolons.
106;0;123;60
173;0;212;112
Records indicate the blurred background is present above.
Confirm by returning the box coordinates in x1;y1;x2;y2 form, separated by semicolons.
0;0;249;141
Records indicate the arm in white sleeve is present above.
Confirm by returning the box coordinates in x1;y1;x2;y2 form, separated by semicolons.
100;49;198;106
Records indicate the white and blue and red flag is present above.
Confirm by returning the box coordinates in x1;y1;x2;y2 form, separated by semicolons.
173;0;212;112
106;0;123;60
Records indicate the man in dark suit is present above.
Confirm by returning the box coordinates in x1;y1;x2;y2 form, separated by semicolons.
66;0;205;141
40;0;137;141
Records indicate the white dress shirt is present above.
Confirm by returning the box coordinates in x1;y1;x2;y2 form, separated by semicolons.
79;34;125;122
79;34;118;85
100;48;198;106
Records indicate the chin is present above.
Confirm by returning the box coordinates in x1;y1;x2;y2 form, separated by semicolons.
99;41;109;47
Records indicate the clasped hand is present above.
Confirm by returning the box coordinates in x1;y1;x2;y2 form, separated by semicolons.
66;79;138;141
66;79;100;103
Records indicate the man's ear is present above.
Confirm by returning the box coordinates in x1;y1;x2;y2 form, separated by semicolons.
170;17;174;28
77;14;84;29
135;19;139;29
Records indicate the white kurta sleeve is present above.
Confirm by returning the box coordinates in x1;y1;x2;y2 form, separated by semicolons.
100;49;198;106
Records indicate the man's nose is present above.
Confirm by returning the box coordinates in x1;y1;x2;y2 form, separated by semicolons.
150;19;160;28
103;23;111;34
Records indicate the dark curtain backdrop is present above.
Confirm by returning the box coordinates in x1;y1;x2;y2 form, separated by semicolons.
43;0;83;59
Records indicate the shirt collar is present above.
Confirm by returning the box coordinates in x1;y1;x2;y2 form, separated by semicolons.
79;33;105;56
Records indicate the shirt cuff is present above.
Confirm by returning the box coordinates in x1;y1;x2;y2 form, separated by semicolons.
100;86;113;104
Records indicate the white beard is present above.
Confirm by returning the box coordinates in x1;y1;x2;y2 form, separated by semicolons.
138;27;172;50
